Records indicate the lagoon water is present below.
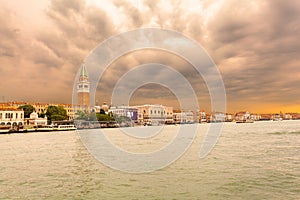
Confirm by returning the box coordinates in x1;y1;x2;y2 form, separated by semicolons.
0;120;299;199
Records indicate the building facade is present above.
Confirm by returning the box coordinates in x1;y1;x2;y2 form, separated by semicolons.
134;104;172;125
210;112;226;122
173;111;195;124
77;64;90;111
0;108;24;126
1;102;75;119
109;106;138;121
164;106;174;124
25;111;48;126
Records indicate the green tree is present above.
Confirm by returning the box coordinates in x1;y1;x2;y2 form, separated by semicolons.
115;116;131;123
50;114;67;121
38;110;46;118
99;109;106;115
89;111;97;121
75;110;88;120
96;113;114;121
18;104;35;118
108;111;114;118
46;106;68;122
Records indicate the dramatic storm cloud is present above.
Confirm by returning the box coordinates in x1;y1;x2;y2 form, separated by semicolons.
0;0;299;113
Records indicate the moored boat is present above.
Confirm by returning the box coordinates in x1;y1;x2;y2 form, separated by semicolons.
55;125;77;131
236;119;254;123
36;125;55;132
0;126;10;134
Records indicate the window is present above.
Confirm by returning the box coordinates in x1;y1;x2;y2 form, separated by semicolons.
16;113;18;119
0;113;2;119
21;113;23;119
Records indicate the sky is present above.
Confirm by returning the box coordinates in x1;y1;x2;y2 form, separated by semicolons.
0;0;299;113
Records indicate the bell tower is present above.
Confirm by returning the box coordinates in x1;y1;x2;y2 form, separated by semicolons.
77;64;90;110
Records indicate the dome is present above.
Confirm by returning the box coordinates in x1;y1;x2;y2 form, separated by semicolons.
30;111;38;119
101;102;109;112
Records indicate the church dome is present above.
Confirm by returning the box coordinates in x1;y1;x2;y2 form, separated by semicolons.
101;102;109;112
30;111;38;119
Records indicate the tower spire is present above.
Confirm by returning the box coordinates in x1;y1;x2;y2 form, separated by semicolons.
80;64;88;78
77;63;90;111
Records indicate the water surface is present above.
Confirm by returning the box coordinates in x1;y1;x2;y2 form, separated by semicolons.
0;121;299;199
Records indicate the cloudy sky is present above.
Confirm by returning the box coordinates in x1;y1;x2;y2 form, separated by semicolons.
1;0;299;113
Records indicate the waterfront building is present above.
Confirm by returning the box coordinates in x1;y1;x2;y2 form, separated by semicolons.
250;113;261;121
235;111;251;121
164;106;174;124
225;113;233;122
173;111;195;124
25;111;48;126
291;113;300;120
101;102;109;113
260;114;272;120
284;113;293;120
199;111;207;123
210;112;226;122
109;106;138;121
173;112;181;124
0;108;24;126
133;104;171;125
0;102;75;120
77;64;90;111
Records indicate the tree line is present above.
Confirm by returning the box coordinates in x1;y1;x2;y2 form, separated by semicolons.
18;104;68;121
18;105;128;122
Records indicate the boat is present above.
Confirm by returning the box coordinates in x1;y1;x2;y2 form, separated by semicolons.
0;125;10;134
55;124;77;131
36;124;77;132
236;119;254;123
36;125;55;132
22;128;36;133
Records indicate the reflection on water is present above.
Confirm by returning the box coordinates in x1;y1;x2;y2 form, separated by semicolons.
0;121;299;199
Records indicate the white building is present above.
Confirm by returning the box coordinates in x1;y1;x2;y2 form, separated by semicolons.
199;111;207;123
173;111;195;124
164;106;174;124
26;111;47;126
235;111;251;121
109;106;138;121
226;113;233;122
284;113;293;120
133;104;172;125
210;112;226;122
182;111;195;123
250;114;261;121
0;108;24;126
173;112;182;124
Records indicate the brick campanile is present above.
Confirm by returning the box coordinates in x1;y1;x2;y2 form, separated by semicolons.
77;64;90;110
